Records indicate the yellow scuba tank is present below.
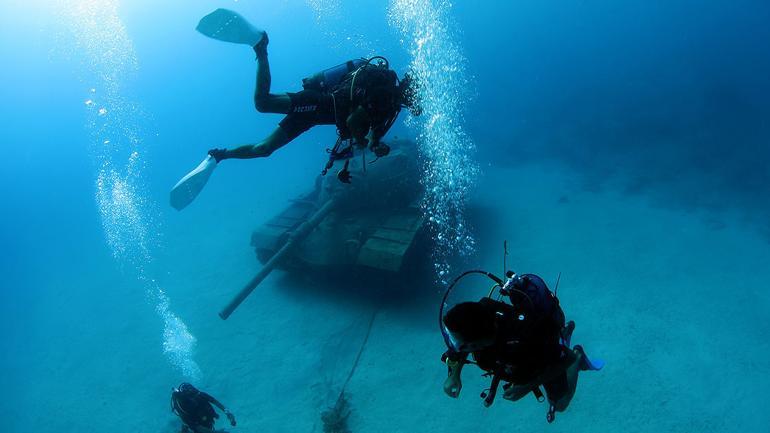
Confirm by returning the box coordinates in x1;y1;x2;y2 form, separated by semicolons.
302;58;368;93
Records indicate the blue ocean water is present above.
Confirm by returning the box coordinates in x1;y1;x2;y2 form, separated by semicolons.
2;1;769;432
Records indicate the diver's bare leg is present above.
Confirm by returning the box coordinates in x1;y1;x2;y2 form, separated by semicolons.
502;383;533;402
206;37;295;163
253;35;291;113
551;349;583;412
220;127;291;159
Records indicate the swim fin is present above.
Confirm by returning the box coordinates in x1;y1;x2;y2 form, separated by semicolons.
169;155;217;211
573;345;605;371
196;8;265;46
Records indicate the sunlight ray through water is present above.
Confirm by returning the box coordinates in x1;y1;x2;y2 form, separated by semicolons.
64;0;201;381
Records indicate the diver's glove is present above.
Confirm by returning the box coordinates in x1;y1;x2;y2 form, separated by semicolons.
224;409;236;427
208;148;227;163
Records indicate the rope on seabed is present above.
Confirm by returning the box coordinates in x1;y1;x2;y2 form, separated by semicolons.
336;309;378;407
315;309;379;433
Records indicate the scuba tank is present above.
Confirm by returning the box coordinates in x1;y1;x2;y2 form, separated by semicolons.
302;58;368;93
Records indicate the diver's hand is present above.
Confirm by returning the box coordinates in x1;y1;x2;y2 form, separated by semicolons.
442;356;464;398
502;383;530;402
443;374;462;398
337;168;352;183
224;410;236;427
208;148;227;163
371;142;390;158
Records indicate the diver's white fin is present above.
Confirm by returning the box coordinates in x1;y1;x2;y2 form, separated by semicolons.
170;155;217;211
196;8;265;46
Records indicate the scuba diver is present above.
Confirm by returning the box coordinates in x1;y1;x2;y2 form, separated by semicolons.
170;9;421;210
170;383;237;433
439;267;604;423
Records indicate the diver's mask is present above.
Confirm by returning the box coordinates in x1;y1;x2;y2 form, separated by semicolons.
443;326;465;353
442;324;496;353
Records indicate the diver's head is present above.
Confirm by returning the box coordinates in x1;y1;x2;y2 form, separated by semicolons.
398;72;423;116
174;382;198;395
442;301;497;352
508;273;526;291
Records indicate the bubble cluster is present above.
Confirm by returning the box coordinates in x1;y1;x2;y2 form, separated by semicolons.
388;0;479;279
64;0;201;380
151;273;203;381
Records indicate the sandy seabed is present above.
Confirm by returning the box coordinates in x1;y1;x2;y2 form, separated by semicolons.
7;161;769;433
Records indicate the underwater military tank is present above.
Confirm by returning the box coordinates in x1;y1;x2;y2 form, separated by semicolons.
219;139;427;319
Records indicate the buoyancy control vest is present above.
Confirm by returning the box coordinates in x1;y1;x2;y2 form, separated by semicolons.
332;61;401;126
310;57;402;181
506;274;565;334
440;272;565;355
304;57;401;134
171;383;217;428
301;58;368;93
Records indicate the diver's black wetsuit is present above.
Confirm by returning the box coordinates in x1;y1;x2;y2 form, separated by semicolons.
279;67;401;141
279;90;338;140
172;388;220;430
447;274;572;401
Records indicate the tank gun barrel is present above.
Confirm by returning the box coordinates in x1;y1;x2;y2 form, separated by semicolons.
219;199;337;320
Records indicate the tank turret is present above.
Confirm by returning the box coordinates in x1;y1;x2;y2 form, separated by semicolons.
219;139;426;319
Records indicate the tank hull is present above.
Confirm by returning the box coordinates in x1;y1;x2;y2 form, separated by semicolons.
250;141;427;276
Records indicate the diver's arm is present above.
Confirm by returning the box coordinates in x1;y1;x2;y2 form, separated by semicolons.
201;392;225;410
371;105;401;143
367;109;399;158
367;125;392;157
346;106;370;146
370;121;390;145
367;130;379;145
201;393;236;426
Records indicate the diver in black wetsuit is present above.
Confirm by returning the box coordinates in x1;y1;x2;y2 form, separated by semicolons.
440;272;602;423
207;34;421;168
171;383;236;433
